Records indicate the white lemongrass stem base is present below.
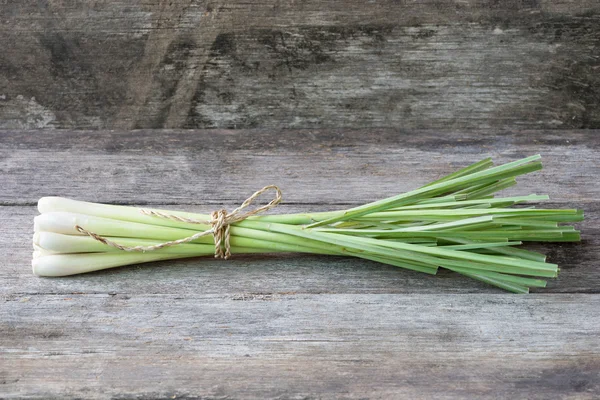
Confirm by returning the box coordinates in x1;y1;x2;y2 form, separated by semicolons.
32;253;194;276
37;196;336;228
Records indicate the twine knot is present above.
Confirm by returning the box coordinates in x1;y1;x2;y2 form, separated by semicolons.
210;208;230;259
75;185;282;259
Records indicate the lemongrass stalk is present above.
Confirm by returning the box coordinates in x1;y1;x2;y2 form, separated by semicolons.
38;196;336;228
33;211;352;257
33;211;350;255
34;231;335;256
416;194;468;204
32;253;194;276
35;223;441;275
445;241;546;263
491;218;559;228
317;228;575;241
321;216;496;233
460;178;517;199
320;230;558;274
444;266;548;288
440;241;523;250
33;246;55;258
458;271;530;294
38;197;213;231
388;195;549;210
306;155;544;227
356;208;582;221
422;157;494;187
35;231;220;255
34;212;339;255
238;220;559;277
34;212;215;242
346;252;438;275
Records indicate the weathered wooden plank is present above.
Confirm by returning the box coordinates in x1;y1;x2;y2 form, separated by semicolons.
1;129;599;205
2;202;597;295
1;293;599;399
0;1;598;130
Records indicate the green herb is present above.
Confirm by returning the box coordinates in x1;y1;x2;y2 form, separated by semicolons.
32;155;583;293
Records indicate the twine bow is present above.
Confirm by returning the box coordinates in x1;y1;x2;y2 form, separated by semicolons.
75;185;282;259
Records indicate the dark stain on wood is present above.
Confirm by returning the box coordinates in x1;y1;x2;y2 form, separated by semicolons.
0;30;146;129
514;362;600;394
211;32;236;57
524;13;600;128
136;34;199;129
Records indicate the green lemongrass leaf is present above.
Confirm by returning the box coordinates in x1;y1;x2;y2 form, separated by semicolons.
437;237;547;262
455;204;493;210
445;266;548;288
440;241;523;250
439;257;558;277
388;195;549;211
456;270;530;294
532;231;581;242
344;251;438;275
415;194;467;205
462;178;517;199
313;231;559;274
317;216;495;234
454;180;496;196
357;208;581;221
473;248;547;262
306;155;542;227
422;157;494;187
318;228;571;241
240;220;452;273
492;218;559;228
521;209;585;222
243;221;559;277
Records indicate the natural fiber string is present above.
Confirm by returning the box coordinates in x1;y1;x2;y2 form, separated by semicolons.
75;185;282;259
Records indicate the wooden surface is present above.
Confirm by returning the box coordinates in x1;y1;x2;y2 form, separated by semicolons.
1;1;599;130
1;129;599;399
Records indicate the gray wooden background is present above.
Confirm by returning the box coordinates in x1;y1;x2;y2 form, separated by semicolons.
2;130;599;399
1;1;599;130
1;1;600;399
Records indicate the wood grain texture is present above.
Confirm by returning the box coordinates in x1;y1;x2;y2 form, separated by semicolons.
1;129;599;398
1;128;599;205
2;294;600;399
1;1;599;130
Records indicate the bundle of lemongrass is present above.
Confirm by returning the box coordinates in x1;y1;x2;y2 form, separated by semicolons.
32;155;583;293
